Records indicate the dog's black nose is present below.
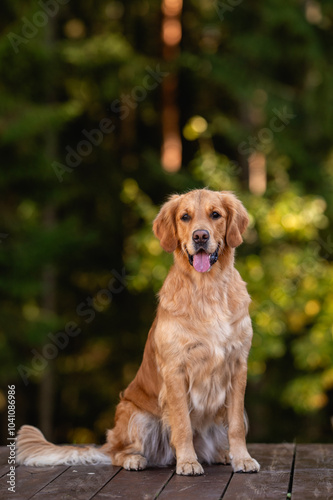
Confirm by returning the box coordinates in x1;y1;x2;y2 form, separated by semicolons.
192;229;210;245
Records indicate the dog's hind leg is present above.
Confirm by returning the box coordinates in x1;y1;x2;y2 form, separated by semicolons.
106;400;148;470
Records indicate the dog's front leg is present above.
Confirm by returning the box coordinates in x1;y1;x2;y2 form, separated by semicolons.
227;362;260;473
163;374;204;475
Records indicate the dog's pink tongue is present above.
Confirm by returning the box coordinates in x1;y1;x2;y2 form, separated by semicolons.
193;251;210;273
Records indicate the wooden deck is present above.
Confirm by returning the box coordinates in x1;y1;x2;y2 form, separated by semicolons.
1;443;333;499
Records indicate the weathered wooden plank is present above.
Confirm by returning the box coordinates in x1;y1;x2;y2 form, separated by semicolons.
247;443;295;471
94;466;174;500
291;444;333;500
31;464;121;500
0;465;11;479
0;446;13;479
294;444;333;470
1;445;332;500
223;471;291;500
223;445;294;500
158;464;232;500
292;469;333;500
0;465;69;500
0;447;9;466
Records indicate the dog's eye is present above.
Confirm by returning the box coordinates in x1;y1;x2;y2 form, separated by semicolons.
181;213;191;222
211;211;221;220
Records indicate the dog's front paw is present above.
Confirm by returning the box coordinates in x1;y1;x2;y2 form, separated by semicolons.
176;460;204;475
231;455;260;473
123;454;147;471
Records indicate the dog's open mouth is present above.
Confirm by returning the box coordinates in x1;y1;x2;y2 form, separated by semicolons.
186;247;219;273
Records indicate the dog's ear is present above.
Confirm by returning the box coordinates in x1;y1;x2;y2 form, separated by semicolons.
153;194;181;253
221;192;249;248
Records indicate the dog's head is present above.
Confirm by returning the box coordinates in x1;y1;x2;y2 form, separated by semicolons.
153;189;249;273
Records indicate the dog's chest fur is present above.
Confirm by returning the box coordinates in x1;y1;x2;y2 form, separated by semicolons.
185;315;241;419
158;289;246;419
156;262;251;424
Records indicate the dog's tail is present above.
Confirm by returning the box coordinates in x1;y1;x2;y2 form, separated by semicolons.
16;425;111;466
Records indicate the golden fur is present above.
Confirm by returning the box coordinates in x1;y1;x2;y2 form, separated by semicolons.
17;189;260;475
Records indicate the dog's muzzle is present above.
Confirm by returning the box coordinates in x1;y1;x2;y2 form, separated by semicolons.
186;246;219;273
185;229;220;272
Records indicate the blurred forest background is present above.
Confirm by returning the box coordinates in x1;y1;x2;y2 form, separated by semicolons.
1;0;333;446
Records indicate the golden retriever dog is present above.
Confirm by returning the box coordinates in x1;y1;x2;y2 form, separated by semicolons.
17;188;260;475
